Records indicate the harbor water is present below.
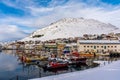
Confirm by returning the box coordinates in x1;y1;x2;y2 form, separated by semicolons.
0;50;117;80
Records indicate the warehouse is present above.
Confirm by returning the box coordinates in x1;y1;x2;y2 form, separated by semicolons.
77;40;120;53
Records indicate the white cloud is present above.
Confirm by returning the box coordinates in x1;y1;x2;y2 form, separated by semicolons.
26;1;120;28
1;0;120;28
0;0;36;10
0;0;120;41
0;17;35;27
0;25;27;41
27;7;54;16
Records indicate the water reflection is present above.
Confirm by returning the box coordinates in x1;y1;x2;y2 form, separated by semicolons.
0;50;119;80
0;53;18;71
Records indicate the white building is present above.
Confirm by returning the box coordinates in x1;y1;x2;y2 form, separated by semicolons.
77;40;120;53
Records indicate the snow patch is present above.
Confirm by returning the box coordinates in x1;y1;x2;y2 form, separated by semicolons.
21;18;120;41
30;60;120;80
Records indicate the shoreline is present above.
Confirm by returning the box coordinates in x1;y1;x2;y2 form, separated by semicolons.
30;60;120;80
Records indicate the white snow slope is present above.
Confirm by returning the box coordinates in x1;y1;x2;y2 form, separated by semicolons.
30;60;120;80
22;18;120;41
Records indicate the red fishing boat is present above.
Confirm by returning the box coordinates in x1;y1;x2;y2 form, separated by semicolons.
44;61;68;70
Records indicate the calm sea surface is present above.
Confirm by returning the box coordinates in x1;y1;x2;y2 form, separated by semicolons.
0;50;113;80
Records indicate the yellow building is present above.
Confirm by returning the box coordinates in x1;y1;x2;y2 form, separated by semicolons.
77;40;120;53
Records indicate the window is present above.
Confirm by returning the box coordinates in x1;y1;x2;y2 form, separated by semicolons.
108;46;110;48
102;50;104;52
115;46;117;48
84;46;86;48
94;46;96;49
97;46;99;48
111;46;113;48
91;46;93;48
104;46;106;49
87;46;89;48
101;46;103;48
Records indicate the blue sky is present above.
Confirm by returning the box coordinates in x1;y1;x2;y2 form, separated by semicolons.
101;0;120;5
0;0;120;42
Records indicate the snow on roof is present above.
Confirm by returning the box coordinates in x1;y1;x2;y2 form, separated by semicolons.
66;43;77;46
78;40;120;44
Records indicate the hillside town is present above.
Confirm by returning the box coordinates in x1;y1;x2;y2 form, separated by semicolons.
1;33;120;56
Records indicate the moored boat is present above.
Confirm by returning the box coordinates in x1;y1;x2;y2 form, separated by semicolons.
68;57;87;65
63;53;87;65
20;56;48;63
43;60;68;70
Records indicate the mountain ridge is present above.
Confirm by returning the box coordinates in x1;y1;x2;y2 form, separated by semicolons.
22;18;120;41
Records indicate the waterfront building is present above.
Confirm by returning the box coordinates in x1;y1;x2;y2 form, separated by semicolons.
44;43;57;53
66;43;77;51
77;40;120;53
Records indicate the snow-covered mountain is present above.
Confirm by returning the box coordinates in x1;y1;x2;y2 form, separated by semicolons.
22;18;120;41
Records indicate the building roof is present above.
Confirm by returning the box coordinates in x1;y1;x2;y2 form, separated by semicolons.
78;40;120;44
